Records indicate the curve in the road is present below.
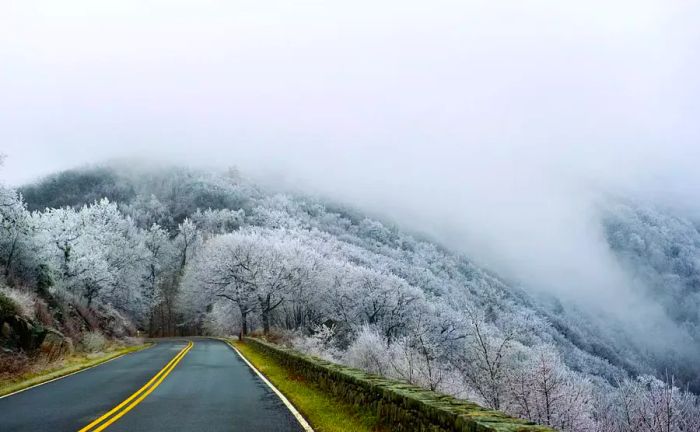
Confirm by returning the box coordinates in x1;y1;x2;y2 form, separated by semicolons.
0;340;190;432
0;338;309;432
78;340;193;432
107;338;306;432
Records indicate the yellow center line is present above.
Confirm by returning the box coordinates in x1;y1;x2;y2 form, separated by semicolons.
78;341;193;432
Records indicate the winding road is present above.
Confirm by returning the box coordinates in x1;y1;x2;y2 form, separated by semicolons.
0;339;305;432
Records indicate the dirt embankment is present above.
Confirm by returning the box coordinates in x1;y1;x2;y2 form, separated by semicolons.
0;284;138;378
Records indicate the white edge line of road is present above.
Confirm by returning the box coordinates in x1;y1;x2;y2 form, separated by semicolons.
0;351;131;400
221;338;315;432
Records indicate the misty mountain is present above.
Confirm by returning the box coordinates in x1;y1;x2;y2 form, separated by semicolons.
8;163;700;429
16;166;679;374
21;167;136;212
604;204;700;338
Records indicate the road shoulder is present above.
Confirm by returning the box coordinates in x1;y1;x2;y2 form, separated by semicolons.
0;344;151;398
229;338;388;432
222;339;314;432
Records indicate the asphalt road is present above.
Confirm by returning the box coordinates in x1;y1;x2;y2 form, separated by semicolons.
0;339;305;432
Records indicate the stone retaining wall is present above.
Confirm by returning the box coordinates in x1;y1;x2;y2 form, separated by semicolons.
244;337;555;432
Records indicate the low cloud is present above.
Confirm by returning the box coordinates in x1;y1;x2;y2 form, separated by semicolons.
2;0;700;348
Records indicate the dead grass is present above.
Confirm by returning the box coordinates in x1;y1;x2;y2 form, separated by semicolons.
0;343;151;397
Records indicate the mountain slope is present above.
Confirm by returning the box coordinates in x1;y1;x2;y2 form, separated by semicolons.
18;166;640;376
13;164;700;429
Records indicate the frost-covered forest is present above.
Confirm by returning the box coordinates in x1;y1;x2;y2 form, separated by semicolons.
4;163;700;430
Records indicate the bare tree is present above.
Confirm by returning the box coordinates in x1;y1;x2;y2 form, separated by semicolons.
455;306;518;410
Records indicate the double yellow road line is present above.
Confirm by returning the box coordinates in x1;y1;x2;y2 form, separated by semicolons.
79;341;194;432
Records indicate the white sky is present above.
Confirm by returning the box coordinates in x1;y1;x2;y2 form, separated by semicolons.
1;0;700;319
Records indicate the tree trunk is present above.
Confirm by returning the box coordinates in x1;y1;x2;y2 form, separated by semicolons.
4;235;17;277
159;305;166;337
241;309;248;335
262;309;270;335
62;243;71;278
86;285;95;308
148;310;156;337
166;299;173;336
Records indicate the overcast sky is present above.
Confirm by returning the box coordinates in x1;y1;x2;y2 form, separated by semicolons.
2;1;700;320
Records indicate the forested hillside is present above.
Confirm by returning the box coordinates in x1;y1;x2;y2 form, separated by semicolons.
604;204;700;337
3;163;700;430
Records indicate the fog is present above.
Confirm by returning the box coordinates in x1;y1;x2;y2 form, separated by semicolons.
2;1;700;336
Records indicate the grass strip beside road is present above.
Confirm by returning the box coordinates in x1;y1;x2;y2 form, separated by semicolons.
232;339;388;432
0;344;151;398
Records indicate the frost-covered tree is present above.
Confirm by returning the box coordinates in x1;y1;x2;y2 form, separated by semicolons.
142;223;177;333
34;207;85;281
453;306;520;410
32;200;148;316
151;218;201;334
175;218;200;272
507;346;593;430
590;374;700;432
345;325;392;376
187;231;259;335
0;183;32;278
191;208;244;237
192;229;313;335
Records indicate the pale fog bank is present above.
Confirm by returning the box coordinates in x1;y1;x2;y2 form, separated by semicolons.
2;0;700;367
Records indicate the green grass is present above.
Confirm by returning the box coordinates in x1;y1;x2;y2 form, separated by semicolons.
0;344;151;397
233;339;388;432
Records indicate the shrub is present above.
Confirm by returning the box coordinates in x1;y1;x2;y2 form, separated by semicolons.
0;287;36;320
0;291;19;321
250;328;293;345
345;326;390;376
74;303;100;331
0;351;30;378
34;300;54;326
122;336;144;346
97;304;136;337
291;324;340;361
80;331;107;353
